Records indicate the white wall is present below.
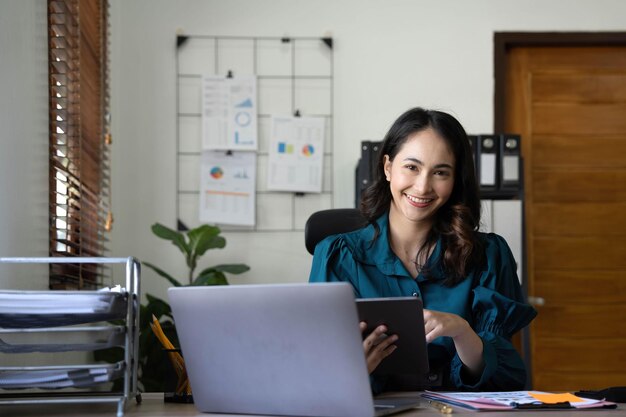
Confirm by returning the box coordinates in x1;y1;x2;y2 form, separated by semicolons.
107;0;626;301
0;0;49;289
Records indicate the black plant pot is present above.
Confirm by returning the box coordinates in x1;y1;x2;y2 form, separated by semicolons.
163;348;193;403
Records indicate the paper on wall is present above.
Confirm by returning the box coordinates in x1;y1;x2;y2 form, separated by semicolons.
267;115;325;193
202;75;257;151
199;150;256;226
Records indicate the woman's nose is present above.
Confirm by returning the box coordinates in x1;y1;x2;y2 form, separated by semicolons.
413;173;432;194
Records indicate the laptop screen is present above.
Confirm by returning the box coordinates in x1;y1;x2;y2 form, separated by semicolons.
169;283;380;417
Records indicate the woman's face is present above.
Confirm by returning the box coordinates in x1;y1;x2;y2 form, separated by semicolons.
383;128;456;227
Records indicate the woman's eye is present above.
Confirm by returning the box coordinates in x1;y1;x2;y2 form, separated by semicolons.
435;170;451;176
404;165;417;171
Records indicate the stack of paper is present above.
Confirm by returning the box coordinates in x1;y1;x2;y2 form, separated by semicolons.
0;290;126;328
0;325;125;353
0;362;124;389
422;391;617;410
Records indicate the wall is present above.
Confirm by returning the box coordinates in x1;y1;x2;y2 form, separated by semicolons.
108;0;626;301
0;0;49;289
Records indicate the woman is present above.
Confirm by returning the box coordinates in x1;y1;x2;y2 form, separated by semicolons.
309;107;536;391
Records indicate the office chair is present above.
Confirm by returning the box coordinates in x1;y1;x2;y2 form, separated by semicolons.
304;208;368;255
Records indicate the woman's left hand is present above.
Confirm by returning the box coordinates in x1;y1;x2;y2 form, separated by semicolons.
423;308;485;375
423;309;471;343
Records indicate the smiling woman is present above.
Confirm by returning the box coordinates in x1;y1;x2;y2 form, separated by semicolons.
309;107;537;393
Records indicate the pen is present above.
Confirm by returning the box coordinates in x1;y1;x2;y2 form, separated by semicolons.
427;399;453;414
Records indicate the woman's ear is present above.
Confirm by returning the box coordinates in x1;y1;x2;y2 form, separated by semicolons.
383;155;391;181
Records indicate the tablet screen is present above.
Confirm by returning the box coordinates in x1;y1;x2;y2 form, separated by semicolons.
356;297;429;376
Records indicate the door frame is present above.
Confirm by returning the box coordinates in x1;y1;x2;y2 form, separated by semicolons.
494;32;626;131
493;31;626;388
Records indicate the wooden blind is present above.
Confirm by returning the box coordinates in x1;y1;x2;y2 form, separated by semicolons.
48;0;111;289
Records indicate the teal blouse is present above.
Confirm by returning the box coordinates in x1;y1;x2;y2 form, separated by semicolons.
308;211;537;392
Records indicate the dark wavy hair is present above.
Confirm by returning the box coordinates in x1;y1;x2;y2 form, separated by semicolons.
360;107;484;286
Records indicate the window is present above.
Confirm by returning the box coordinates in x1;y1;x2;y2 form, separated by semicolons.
48;0;111;289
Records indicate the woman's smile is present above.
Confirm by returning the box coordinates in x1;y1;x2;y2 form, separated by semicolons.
404;193;434;208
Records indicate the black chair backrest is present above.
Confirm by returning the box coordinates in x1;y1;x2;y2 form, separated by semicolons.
304;209;368;255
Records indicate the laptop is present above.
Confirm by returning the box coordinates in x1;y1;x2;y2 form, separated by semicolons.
168;283;424;417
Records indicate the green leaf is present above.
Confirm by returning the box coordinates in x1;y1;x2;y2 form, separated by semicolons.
199;235;226;254
192;271;229;286
199;264;250;276
186;225;221;271
188;225;221;256
151;223;190;257
143;261;183;287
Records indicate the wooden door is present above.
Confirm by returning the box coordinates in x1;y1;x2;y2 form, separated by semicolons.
503;44;626;390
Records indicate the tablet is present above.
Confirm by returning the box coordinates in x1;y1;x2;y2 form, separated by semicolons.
356;297;429;376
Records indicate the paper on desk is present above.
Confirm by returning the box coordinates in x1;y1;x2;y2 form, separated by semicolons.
0;362;124;389
423;390;606;410
529;392;602;407
426;391;538;406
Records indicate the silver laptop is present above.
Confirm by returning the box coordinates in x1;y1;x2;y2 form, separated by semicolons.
168;283;423;417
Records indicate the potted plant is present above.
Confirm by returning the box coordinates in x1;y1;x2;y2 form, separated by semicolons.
138;223;249;393
95;223;249;394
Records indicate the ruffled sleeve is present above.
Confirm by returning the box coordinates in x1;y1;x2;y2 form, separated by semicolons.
309;234;361;295
451;233;537;390
472;234;537;338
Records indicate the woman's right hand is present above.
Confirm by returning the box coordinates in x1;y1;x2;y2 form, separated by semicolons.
360;322;398;374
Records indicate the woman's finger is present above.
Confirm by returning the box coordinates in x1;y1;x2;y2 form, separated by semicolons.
363;324;387;350
359;321;367;333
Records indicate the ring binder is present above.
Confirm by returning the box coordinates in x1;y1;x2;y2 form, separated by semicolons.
478;134;499;191
355;140;382;207
467;135;480;177
499;134;521;192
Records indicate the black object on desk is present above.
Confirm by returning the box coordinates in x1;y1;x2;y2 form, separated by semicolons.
515;401;572;410
575;386;626;403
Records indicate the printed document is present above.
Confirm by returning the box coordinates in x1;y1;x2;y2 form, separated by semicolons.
267;115;325;193
199;150;256;226
202;75;257;151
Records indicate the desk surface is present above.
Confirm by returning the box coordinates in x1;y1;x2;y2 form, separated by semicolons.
1;393;623;417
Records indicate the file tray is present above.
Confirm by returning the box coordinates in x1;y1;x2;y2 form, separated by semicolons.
0;257;140;416
0;290;127;328
0;326;125;353
0;361;125;390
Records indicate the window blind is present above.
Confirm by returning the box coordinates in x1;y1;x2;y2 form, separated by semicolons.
48;0;111;289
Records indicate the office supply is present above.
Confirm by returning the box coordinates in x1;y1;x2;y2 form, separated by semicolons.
168;283;424;417
149;315;191;397
467;134;480;177
0;257;140;417
478;134;499;190
499;134;521;192
426;399;453;414
422;390;617;411
576;386;626;403
355;140;383;206
0;289;127;328
0;326;125;353
356;297;429;376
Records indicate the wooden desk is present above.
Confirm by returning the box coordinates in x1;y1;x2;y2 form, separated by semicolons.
1;393;623;417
